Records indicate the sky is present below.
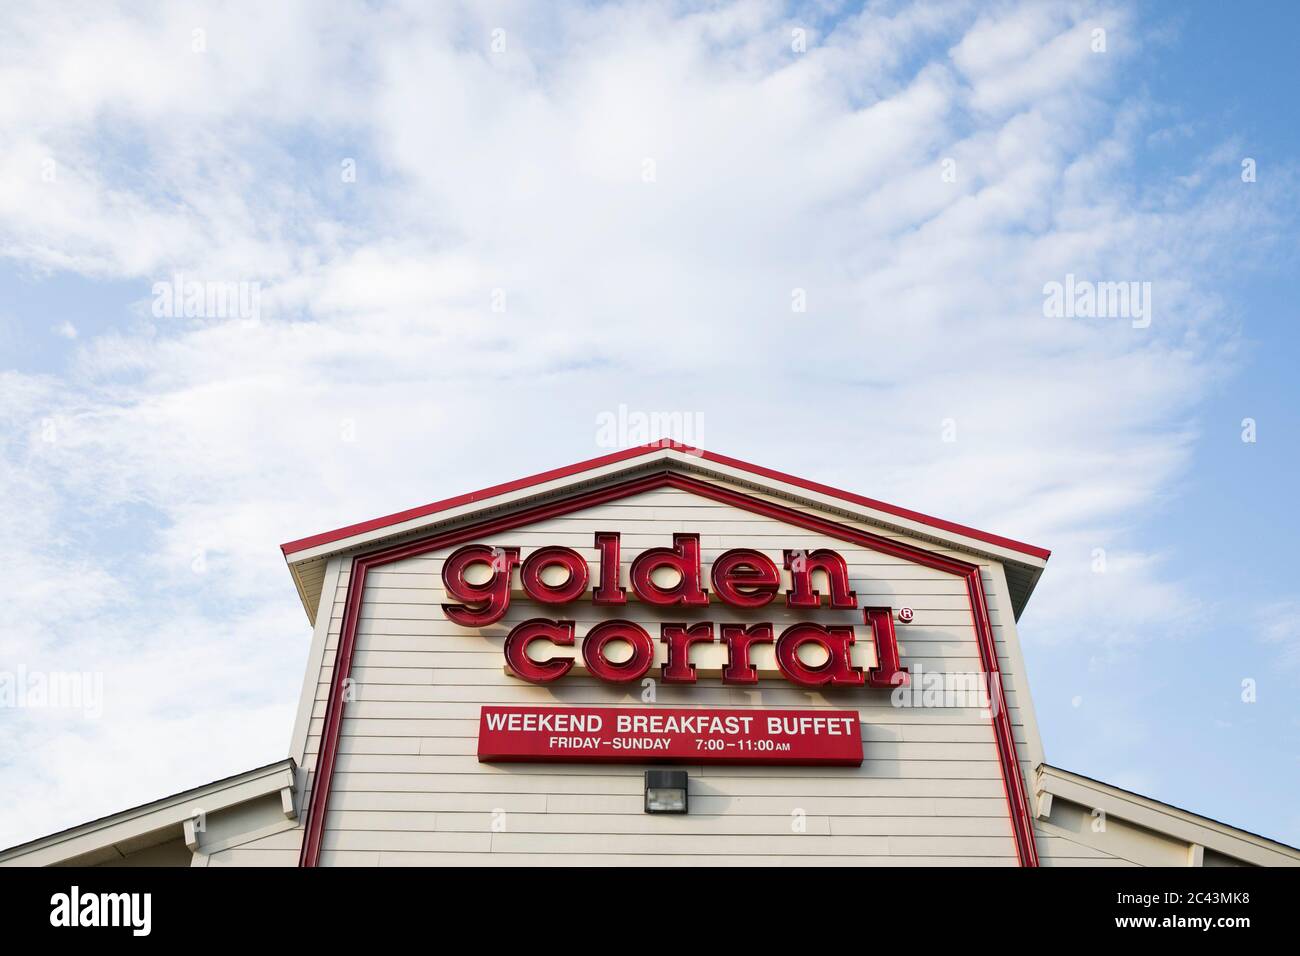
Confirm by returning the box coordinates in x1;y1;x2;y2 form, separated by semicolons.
1;0;1298;851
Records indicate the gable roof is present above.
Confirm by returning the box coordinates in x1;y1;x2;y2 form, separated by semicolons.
1036;764;1300;866
0;760;297;867
280;441;1051;623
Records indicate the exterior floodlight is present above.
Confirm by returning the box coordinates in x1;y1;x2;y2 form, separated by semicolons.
644;770;688;814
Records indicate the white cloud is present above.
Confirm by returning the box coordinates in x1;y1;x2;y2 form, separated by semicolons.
1259;601;1300;670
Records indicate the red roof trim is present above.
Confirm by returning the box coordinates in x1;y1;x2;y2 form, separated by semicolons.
280;440;1051;561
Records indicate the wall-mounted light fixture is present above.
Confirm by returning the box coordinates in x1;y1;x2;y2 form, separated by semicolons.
644;770;688;814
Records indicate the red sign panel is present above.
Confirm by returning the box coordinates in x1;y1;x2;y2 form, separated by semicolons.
477;706;863;766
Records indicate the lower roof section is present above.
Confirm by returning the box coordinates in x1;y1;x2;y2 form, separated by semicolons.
0;760;298;867
1033;764;1300;867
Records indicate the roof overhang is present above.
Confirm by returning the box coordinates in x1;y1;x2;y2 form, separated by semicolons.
0;759;297;867
280;442;1051;625
1036;764;1300;866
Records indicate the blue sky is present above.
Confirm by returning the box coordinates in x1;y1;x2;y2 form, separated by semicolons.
1028;0;1300;840
1;0;1298;849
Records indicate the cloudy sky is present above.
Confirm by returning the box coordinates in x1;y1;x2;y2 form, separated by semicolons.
2;0;1298;850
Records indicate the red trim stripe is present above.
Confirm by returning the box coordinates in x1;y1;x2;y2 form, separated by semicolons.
281;442;1051;561
298;470;1039;867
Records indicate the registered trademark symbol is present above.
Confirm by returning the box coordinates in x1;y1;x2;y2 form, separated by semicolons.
897;607;914;623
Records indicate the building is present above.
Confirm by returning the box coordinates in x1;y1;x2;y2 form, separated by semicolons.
3;443;1297;867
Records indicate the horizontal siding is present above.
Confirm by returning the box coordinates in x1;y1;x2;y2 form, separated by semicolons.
1033;821;1131;866
313;684;1027;710
206;848;301;867
315;664;1026;694
306;480;1039;865
313;698;1026;721
331;753;1008;777
328;774;1012;797
329;790;1012;816
320;851;1019;866
321;830;1018;856
200;825;302;867
326;812;1017;834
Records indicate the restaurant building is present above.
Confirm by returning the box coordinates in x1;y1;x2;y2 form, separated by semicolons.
3;443;1297;867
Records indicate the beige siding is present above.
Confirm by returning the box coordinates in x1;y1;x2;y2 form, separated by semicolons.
194;793;303;867
1034;798;1189;867
303;481;1036;864
88;838;192;867
202;826;302;867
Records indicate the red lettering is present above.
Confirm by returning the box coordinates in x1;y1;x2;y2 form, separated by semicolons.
864;607;909;687
775;623;864;687
520;546;589;604
630;533;709;606
783;549;857;609
443;537;895;692
660;623;715;683
720;623;774;684
441;544;520;626
582;620;655;683
503;619;575;683
710;549;780;608
592;532;627;605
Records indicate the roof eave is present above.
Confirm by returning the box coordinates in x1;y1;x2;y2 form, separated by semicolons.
281;442;1051;624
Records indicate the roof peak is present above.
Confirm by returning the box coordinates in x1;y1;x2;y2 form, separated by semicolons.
279;442;1050;563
